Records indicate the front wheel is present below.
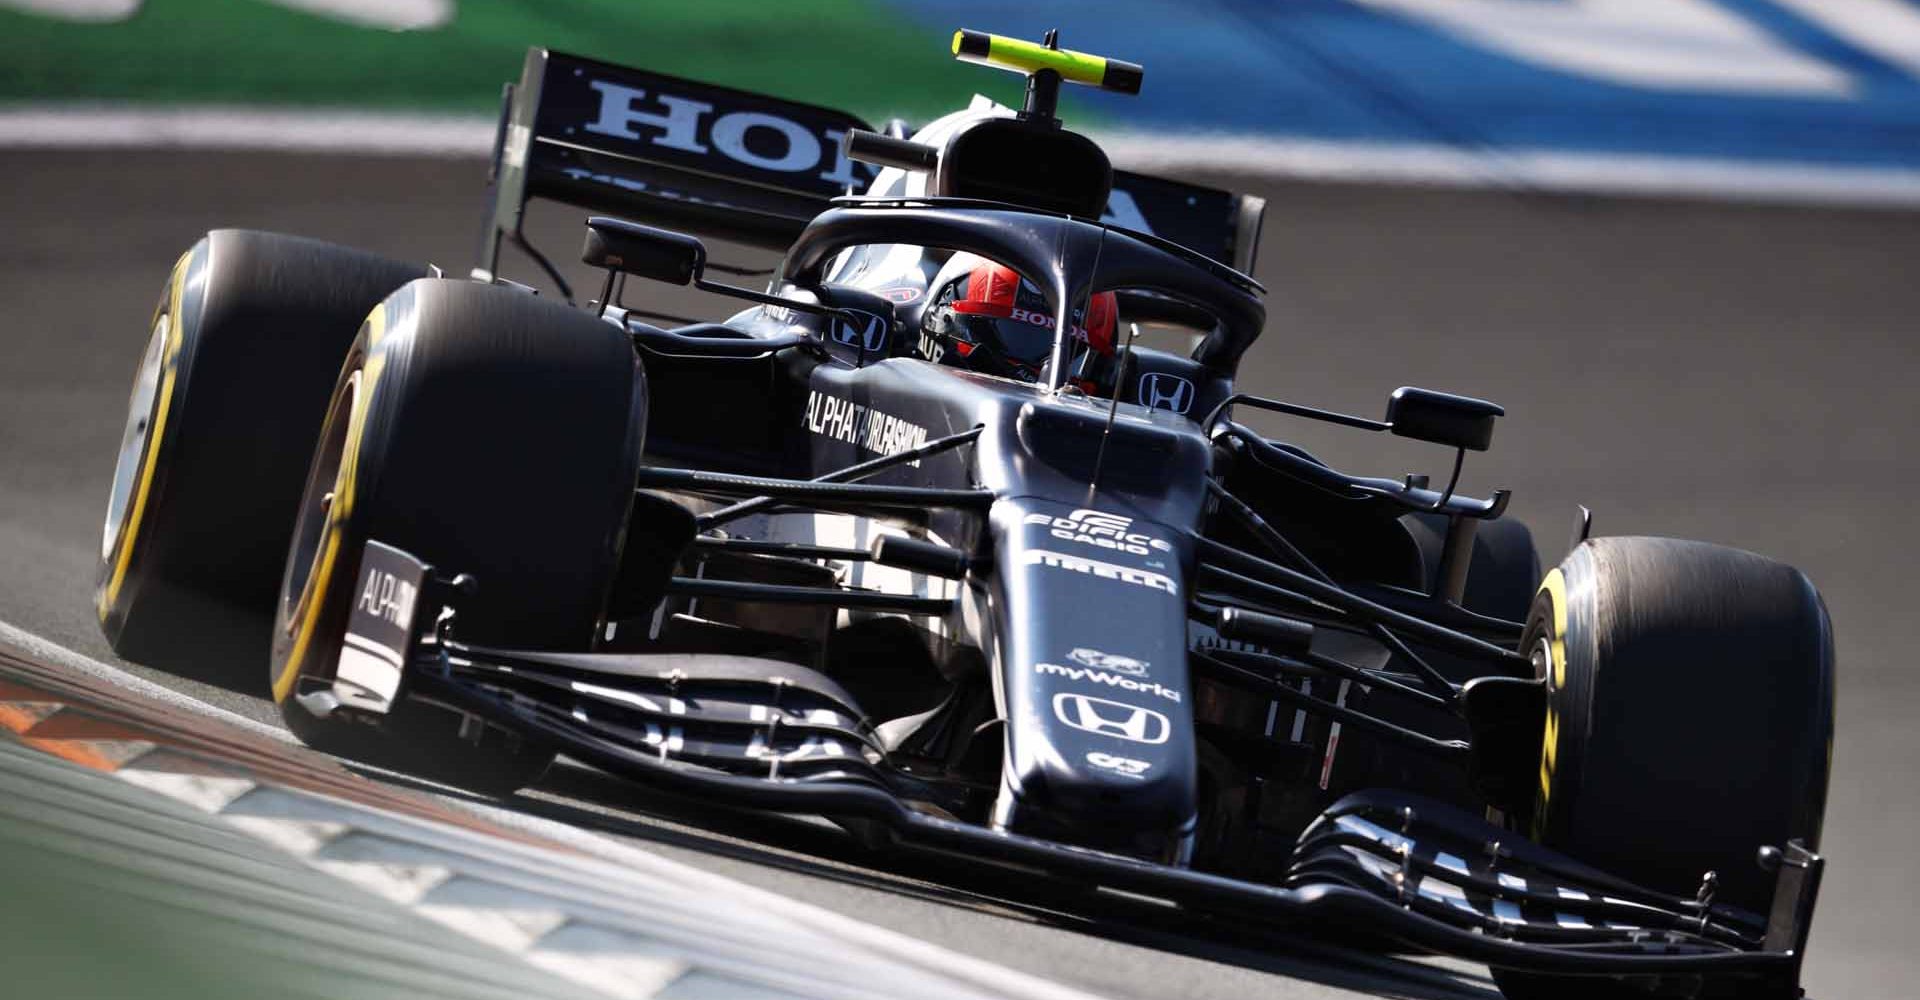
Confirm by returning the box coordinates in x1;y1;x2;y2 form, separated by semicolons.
1494;536;1833;999
270;278;650;796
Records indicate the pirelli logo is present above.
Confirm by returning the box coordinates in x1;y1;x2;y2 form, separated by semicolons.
1022;549;1178;595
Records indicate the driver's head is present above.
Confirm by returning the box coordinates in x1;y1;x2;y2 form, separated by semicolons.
918;253;1116;381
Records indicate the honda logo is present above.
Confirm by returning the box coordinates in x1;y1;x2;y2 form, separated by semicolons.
829;310;889;353
581;78;868;188
1052;692;1171;744
1137;372;1195;414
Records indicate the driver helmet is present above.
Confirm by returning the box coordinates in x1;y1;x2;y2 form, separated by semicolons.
918;253;1117;383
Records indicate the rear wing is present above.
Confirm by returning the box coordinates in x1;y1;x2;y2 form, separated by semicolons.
475;48;1265;282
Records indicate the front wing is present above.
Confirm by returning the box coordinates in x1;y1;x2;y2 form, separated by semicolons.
328;542;1821;996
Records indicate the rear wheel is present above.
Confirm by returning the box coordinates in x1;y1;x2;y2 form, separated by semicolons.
1494;536;1833;999
96;231;424;683
270;279;650;796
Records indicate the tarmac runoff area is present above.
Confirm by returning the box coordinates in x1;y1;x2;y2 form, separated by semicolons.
1;145;1918;999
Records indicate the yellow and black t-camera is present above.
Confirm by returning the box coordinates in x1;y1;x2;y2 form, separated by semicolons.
951;29;1143;96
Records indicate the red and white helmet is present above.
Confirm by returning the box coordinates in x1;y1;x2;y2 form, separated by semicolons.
918;253;1116;380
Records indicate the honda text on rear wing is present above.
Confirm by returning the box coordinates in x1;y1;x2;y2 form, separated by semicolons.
473;48;1264;288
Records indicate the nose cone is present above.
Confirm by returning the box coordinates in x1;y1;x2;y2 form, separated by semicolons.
988;497;1199;862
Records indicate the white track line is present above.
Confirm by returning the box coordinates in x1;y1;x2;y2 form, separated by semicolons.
0;105;495;157
1099;131;1920;209
5;104;1920;209
0;619;1108;1000
0;0;141;21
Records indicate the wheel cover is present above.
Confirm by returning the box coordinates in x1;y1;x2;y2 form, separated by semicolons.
101;313;170;562
275;362;366;702
98;248;194;619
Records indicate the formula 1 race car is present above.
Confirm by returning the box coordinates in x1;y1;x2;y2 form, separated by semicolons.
96;30;1832;999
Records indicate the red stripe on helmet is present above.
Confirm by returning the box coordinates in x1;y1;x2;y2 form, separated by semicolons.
951;262;1020;318
1085;290;1118;355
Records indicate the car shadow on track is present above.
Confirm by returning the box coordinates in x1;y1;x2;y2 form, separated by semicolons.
477;761;1501;1000
119;594;279;698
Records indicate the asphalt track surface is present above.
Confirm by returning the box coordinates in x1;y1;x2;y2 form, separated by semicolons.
2;148;1917;999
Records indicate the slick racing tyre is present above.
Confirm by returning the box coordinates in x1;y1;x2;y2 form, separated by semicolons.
1494;536;1833;1000
271;279;648;796
97;231;425;680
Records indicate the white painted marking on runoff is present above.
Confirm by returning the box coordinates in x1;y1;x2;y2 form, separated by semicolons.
265;0;452;31
6;104;1920;209
0;0;449;29
0;620;1109;1000
115;769;257;811
1772;0;1920;83
1098;130;1920;209
0;0;141;21
1352;0;1852;96
0;106;495;156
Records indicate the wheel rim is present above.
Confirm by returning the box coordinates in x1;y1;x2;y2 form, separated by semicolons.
283;366;361;641
101;313;170;562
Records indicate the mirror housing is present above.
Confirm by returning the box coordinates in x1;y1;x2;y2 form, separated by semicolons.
583;216;706;286
1387;387;1503;452
843;129;939;174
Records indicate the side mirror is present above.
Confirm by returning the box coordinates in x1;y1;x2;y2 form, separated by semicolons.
1386;386;1503;452
582;216;706;286
580;214;863;339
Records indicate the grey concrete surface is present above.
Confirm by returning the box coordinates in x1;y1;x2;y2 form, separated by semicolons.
1;148;1916;998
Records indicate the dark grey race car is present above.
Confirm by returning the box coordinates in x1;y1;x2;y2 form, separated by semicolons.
95;29;1833;1000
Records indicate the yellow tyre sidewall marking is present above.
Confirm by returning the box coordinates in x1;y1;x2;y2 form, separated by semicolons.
99;249;193;618
271;304;389;703
1532;567;1570;840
